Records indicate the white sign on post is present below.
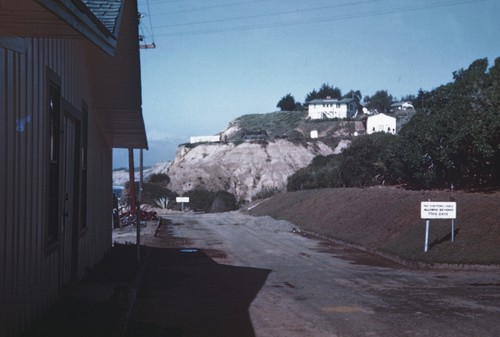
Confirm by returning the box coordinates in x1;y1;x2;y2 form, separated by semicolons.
421;202;456;219
420;201;457;252
176;197;190;212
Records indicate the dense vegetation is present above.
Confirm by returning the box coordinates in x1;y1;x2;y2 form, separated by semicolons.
287;133;396;190
288;58;500;191
184;188;237;213
127;174;238;213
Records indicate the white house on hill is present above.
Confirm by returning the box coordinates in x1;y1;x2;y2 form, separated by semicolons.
390;101;414;112
307;97;358;119
366;113;397;134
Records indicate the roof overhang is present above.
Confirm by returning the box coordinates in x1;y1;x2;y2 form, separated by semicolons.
0;0;118;55
86;0;148;149
1;0;147;149
36;0;118;55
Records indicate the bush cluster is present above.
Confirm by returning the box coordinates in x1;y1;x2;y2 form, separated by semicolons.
184;188;237;213
287;133;396;191
125;180;178;207
125;173;238;213
288;58;500;191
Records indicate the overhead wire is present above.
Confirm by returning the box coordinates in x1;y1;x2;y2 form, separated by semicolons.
138;0;156;48
146;0;155;43
152;0;270;15
154;0;384;29
151;0;484;37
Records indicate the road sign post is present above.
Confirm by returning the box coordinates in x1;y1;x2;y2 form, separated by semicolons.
176;197;190;212
424;220;430;253
420;201;457;252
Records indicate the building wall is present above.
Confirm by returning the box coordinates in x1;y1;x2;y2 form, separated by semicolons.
190;135;221;144
308;102;356;119
0;36;113;337
366;114;397;134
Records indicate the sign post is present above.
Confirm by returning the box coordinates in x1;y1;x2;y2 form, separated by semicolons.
420;201;457;252
176;197;190;212
424;219;430;253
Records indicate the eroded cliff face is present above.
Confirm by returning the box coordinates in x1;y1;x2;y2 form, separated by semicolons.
165;139;334;201
113;113;355;201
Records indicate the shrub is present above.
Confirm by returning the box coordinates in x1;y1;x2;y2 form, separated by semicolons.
141;183;178;207
184;188;214;212
287;133;397;191
125;181;178;208
211;190;237;212
183;188;238;213
148;173;170;186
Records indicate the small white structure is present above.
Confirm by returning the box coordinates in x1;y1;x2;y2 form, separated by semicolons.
366;113;397;134
307;97;358;119
390;101;414;112
310;130;319;139
190;135;221;144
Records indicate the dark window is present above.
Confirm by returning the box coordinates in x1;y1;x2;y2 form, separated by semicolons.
80;102;88;230
47;81;61;245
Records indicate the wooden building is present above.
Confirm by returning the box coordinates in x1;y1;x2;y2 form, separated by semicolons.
0;0;147;335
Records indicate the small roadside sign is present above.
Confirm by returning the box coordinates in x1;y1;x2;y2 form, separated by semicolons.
420;201;457;252
421;201;456;219
176;197;189;211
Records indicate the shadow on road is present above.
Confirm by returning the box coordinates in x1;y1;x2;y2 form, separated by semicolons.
126;247;271;337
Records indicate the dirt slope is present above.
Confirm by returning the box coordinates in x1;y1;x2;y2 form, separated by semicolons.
248;186;500;267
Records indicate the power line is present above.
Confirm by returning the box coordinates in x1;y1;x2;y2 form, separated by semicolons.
139;0;156;49
146;0;155;42
153;0;270;15
153;0;484;37
154;0;384;29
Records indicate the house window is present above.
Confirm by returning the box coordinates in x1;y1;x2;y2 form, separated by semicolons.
336;104;340;108
47;80;61;246
80;102;88;230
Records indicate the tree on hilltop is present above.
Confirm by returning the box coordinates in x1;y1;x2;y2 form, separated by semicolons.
366;90;393;114
342;89;362;101
277;93;301;111
305;83;342;102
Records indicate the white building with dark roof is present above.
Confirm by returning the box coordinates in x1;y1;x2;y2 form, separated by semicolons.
390;101;415;112
307;97;358;119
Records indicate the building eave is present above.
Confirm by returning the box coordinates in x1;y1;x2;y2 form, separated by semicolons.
86;0;148;149
35;0;118;55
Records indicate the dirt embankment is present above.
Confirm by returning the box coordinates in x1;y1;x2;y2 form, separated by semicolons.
247;186;500;267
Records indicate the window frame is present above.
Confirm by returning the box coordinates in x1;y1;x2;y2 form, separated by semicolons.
45;68;62;251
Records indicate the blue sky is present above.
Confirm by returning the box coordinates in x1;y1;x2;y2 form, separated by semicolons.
113;0;500;168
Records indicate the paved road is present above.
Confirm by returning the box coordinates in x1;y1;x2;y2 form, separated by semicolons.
155;211;500;337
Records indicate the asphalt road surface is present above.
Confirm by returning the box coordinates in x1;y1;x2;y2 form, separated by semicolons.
147;211;500;337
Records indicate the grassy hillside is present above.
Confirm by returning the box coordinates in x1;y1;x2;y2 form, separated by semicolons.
229;110;359;140
248;187;500;267
229;111;305;140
